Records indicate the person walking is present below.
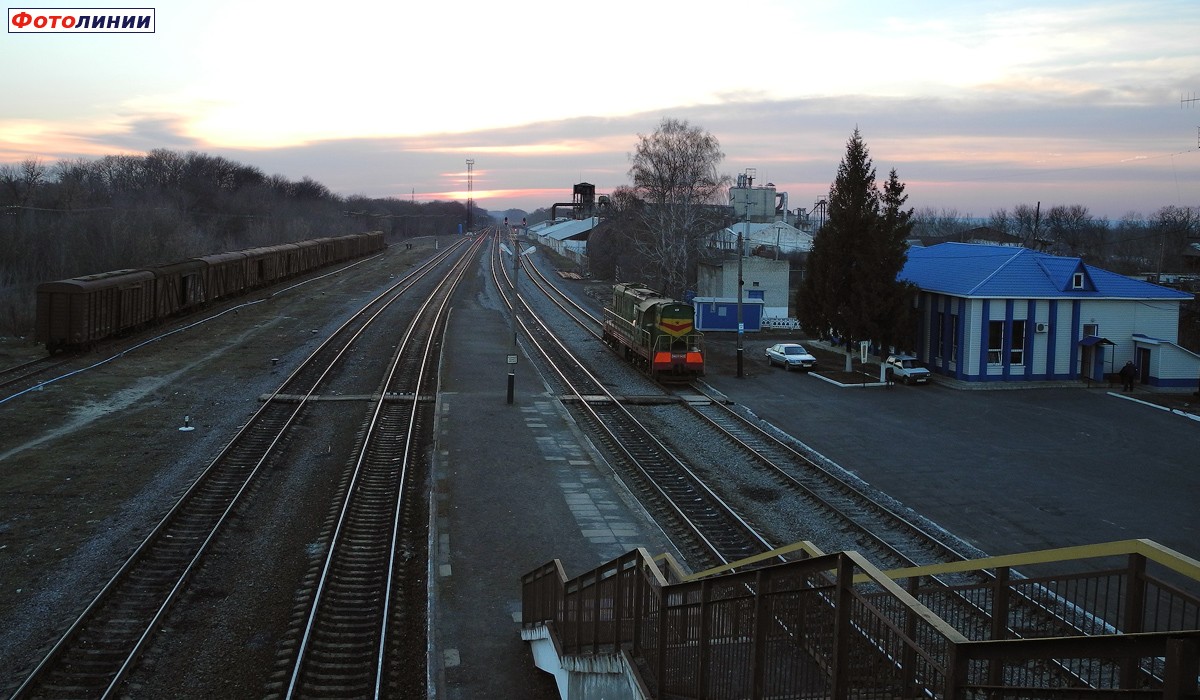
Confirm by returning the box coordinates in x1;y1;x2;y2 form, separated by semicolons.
1119;360;1136;392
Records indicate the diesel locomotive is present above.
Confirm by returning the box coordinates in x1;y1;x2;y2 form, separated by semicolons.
602;282;703;382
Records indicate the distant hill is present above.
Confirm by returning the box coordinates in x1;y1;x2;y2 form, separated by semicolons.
494;208;528;223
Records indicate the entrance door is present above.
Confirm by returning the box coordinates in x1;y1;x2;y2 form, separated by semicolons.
1137;347;1151;385
1081;345;1096;380
1081;344;1106;380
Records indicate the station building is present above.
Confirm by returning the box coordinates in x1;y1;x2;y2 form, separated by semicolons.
901;243;1199;387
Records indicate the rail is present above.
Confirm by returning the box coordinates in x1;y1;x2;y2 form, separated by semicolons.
522;539;1200;698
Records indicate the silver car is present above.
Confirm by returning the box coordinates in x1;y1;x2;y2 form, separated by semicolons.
765;343;817;372
884;354;931;384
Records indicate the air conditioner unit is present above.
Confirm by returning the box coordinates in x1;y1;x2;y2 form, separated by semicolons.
1035;322;1048;333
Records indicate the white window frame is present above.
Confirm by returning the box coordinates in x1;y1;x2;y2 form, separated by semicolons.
1010;320;1026;366
988;320;1004;365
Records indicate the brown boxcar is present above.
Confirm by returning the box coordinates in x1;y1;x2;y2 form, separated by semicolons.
280;242;303;278
243;244;297;287
33;232;384;353
362;231;384;256
36;269;156;352
147;259;207;318
196;251;248;301
296;238;326;271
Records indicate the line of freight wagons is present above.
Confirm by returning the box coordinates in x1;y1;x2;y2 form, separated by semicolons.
35;232;385;353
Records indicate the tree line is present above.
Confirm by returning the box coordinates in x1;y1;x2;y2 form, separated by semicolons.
910;203;1198;278
0;149;480;336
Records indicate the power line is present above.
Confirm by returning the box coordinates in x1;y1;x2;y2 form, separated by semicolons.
943;148;1200;185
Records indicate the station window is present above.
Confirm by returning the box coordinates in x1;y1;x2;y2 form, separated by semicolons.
1010;320;1026;365
987;320;1004;365
951;315;959;360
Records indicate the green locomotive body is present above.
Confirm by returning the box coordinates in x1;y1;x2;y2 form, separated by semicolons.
602;282;704;381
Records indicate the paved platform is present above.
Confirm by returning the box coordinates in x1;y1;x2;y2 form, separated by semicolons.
429;268;681;699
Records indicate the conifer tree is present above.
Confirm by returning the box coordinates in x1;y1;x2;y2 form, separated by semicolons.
797;130;916;370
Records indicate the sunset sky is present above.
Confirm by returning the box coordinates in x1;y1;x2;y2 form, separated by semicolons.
2;0;1199;219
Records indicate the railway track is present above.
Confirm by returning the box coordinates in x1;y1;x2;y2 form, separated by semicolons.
516;246;1132;685
521;248;976;571
11;239;471;699
281;233;483;699
0;357;71;402
491;235;775;570
685;388;973;570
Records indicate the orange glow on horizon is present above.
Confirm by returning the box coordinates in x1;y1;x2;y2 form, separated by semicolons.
407;134;628;157
0;119;137;161
413;187;568;204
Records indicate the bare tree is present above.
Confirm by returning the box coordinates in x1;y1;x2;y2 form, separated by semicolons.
911;207;971;239
627;118;730;298
988;207;1011;234
1044;204;1096;257
1152;205;1198;274
0;157;46;207
588;185;651;282
1012;203;1043;248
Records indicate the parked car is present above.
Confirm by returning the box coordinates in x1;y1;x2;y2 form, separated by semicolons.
766;343;817;372
884;354;931;384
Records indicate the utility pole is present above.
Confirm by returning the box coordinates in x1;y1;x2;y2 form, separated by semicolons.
737;196;748;378
465;159;475;233
737;225;745;378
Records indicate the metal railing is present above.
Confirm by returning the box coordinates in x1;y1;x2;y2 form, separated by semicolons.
521;540;1200;699
523;548;967;698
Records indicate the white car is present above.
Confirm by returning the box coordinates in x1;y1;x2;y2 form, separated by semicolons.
884;354;931;384
765;343;817;372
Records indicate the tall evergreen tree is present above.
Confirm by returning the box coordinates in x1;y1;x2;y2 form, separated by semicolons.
875;168;918;350
797;130;916;370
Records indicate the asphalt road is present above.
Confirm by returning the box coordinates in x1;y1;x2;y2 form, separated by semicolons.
700;336;1200;563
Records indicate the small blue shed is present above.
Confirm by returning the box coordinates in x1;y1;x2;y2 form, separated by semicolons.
692;296;765;332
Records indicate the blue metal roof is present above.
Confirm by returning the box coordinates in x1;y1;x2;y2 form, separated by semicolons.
900;243;1193;300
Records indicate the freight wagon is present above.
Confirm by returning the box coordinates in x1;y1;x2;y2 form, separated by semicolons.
35;231;385;353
